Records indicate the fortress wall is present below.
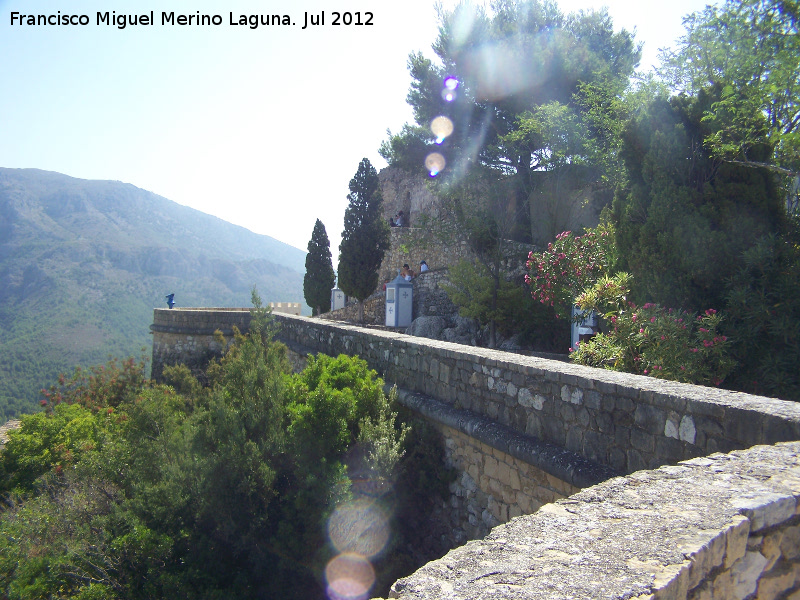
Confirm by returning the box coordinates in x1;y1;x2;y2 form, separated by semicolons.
150;308;252;382
269;313;800;475
152;309;800;597
382;442;800;600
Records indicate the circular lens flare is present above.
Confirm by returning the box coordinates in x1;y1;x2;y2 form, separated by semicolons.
325;553;375;600
444;76;459;91
441;89;457;102
328;498;390;558
430;116;454;144
425;152;446;177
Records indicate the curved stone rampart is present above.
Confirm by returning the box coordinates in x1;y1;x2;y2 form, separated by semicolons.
382;442;800;600
270;313;800;474
151;309;800;598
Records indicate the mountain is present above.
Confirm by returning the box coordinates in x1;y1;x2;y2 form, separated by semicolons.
0;168;307;419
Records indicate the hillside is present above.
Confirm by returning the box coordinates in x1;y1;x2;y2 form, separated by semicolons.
0;168;307;419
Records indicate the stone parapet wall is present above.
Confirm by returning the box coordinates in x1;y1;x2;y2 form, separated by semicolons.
317;294;386;325
394;387;613;543
441;425;581;541
271;314;800;475
383;442;800;600
380;227;471;289
413;268;458;318
150;308;252;381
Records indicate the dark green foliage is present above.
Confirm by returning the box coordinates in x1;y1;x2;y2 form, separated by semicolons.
723;221;800;400
337;159;390;315
304;219;336;315
612;89;785;311
444;260;568;353
659;0;800;180
379;124;433;174
0;299;439;599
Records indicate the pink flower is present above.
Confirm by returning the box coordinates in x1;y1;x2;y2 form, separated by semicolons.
639;328;644;334
650;316;656;323
643;369;649;374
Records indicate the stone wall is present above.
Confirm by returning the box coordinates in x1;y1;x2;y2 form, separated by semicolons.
152;309;800;598
316;293;387;325
150;308;252;382
379;167;440;228
441;424;580;541
270;314;800;475
379;227;472;290
382;442;800;600
395;387;612;545
413;268;459;319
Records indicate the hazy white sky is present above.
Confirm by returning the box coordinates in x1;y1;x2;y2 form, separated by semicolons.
0;0;715;256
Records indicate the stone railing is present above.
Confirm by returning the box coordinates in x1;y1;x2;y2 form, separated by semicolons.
271;313;800;475
150;308;252;381
381;442;800;600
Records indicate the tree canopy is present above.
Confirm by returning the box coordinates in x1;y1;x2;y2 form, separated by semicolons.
0;297;449;599
659;0;800;187
337;158;390;319
304;219;336;315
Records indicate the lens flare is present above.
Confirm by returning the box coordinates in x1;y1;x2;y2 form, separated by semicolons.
328;498;390;558
441;88;457;102
431;116;454;145
425;152;446;177
325;553;375;600
444;76;459;91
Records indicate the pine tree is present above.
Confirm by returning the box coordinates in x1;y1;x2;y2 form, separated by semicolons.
337;158;390;322
303;219;335;315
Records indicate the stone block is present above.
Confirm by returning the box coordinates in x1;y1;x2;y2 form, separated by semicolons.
732;493;796;533
526;413;543;438
780;524;800;561
566;426;584;454
631;428;655;453
755;566;797;600
680;415;697;445
601;394;617;412
655;436;686;464
508;467;521;491
596;411;615;434
635;403;667;435
481;455;498;479
582;429;607;463
731;551;769;599
584;389;601;410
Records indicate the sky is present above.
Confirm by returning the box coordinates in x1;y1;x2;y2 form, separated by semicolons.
0;0;717;258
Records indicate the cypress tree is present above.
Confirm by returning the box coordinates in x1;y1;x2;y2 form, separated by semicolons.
303;219;336;315
337;158;390;322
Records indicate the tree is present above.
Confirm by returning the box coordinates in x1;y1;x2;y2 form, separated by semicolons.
612;89;785;312
337;158;390;322
659;0;800;185
385;0;640;244
303;219;335;315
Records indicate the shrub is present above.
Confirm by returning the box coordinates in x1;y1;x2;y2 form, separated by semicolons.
572;273;735;385
526;224;616;319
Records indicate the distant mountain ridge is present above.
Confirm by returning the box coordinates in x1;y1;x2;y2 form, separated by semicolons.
0;168;307;419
